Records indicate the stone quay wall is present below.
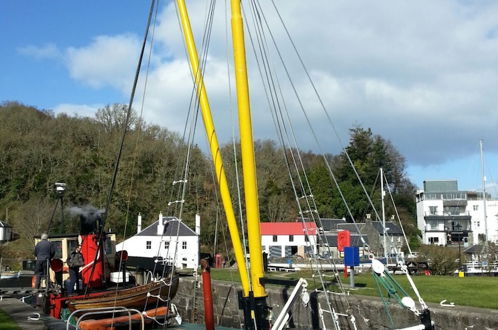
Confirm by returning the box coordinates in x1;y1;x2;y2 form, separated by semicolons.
174;277;498;330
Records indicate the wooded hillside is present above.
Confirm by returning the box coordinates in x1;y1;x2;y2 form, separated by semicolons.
0;101;419;258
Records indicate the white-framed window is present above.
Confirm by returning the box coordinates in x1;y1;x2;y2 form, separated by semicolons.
429;237;439;244
146;241;151;250
272;235;278;242
305;235;309;242
429;206;437;215
289;235;294;242
473;205;479;211
164;241;169;249
182;241;187;250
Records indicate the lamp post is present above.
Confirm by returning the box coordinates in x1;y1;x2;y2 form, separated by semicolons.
452;223;463;270
55;182;66;233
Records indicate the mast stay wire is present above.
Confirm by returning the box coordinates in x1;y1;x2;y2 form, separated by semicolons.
252;0;367;247
383;172;413;258
142;0;217;321
269;0;390;236
170;1;246;326
245;1;431;325
84;0;157;297
262;1;431;321
243;1;350;326
164;0;216;218
244;0;347;298
112;0;160;318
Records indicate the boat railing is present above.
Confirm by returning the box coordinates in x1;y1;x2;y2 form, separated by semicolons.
66;306;144;330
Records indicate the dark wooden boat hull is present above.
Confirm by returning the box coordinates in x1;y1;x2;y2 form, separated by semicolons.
66;276;179;312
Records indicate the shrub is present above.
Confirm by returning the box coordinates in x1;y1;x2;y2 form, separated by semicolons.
417;245;460;275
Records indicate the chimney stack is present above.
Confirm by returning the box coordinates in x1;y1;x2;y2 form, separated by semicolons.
137;213;142;234
157;212;164;235
195;214;201;235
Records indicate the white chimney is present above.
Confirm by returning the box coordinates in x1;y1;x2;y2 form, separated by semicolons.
157;212;164;235
137;213;142;234
195;213;201;235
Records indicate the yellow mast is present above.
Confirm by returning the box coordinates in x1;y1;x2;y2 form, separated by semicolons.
230;0;266;298
176;0;250;296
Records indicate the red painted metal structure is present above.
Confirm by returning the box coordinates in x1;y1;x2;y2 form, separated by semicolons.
338;230;351;252
80;234;104;288
201;259;214;330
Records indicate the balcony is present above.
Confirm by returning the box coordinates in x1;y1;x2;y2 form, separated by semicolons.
424;213;471;220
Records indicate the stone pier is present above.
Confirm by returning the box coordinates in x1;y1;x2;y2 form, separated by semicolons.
174;277;498;330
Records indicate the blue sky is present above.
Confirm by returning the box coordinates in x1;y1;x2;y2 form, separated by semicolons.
1;0;498;195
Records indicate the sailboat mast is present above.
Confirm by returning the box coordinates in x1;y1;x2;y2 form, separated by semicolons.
480;140;489;249
381;167;387;261
175;0;250;295
229;0;266;299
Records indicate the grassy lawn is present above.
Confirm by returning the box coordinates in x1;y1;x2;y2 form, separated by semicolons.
0;309;20;330
352;273;498;309
209;269;498;309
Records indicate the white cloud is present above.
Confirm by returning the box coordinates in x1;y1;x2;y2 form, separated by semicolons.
18;43;62;60
29;0;498;168
65;34;141;90
53;103;101;118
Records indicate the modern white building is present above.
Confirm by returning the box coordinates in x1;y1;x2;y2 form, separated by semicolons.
116;213;200;269
416;180;498;246
260;222;318;258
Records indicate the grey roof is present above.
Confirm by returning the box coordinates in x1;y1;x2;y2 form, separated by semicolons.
137;217;197;237
336;223;365;234
370;221;403;235
324;235;368;247
319;218;347;231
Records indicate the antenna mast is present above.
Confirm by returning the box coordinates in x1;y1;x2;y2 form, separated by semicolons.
381;168;388;261
480;140;489;252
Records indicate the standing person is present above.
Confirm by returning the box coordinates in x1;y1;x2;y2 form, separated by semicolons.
66;245;84;295
34;233;55;289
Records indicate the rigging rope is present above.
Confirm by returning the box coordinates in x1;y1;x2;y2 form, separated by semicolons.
84;0;157;297
242;1;350;328
111;0;160;321
141;0;219;323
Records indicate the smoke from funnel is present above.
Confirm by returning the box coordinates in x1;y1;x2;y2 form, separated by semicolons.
69;205;104;235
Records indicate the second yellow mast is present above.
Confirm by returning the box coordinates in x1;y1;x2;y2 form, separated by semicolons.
229;0;266;298
176;0;250;296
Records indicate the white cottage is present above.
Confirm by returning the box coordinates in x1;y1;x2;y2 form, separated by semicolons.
116;213;200;269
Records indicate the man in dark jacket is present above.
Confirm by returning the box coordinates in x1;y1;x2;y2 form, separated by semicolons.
34;233;55;289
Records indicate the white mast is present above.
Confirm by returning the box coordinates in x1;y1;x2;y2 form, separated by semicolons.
381;167;388;261
480;140;489;251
